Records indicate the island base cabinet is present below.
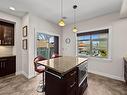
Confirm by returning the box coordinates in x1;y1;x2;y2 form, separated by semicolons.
45;71;65;95
45;68;78;95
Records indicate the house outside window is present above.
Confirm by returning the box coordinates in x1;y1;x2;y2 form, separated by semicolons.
77;29;109;58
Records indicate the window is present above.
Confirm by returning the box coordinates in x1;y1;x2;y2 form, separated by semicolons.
77;29;109;58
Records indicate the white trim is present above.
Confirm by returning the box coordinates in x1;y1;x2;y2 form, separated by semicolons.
88;70;124;82
21;71;29;79
16;71;31;79
16;71;22;75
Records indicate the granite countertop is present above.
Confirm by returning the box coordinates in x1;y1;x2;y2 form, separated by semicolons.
38;56;88;75
0;54;16;58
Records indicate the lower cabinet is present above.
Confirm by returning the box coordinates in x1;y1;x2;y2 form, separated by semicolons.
45;67;88;95
0;56;16;77
45;68;78;95
124;58;127;84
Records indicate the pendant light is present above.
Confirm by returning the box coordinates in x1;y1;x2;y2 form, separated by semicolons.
58;0;65;27
73;5;78;32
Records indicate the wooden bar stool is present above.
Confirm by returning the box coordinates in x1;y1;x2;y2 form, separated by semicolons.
34;55;47;92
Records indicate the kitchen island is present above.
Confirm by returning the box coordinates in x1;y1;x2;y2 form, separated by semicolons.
38;56;88;95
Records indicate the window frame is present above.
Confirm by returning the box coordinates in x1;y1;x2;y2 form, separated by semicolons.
77;29;110;59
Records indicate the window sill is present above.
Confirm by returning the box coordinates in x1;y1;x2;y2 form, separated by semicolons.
88;56;112;61
78;55;112;62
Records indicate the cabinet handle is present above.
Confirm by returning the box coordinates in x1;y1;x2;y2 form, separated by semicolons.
70;82;76;88
70;71;76;76
46;71;62;79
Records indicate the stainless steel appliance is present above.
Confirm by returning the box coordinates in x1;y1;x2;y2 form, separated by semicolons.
78;60;88;86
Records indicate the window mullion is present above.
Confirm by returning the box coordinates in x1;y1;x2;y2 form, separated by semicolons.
90;34;92;56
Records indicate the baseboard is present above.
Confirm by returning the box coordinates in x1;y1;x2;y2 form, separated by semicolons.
16;71;36;79
28;74;35;79
16;71;22;75
88;70;125;82
21;71;29;79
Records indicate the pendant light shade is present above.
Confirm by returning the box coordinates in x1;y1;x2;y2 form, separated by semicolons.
58;19;65;27
73;5;78;32
58;0;65;27
73;26;78;32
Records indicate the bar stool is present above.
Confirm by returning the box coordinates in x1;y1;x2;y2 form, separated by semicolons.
34;55;47;92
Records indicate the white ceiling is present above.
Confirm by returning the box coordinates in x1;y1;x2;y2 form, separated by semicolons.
0;0;123;24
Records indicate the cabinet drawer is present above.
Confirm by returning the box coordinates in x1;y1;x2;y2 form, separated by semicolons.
67;84;77;95
65;68;77;93
64;68;77;79
67;81;77;92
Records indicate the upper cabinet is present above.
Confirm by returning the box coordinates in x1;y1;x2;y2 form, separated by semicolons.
0;21;14;46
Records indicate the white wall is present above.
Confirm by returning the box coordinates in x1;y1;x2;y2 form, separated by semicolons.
62;13;127;81
0;11;22;74
26;14;61;78
21;14;29;77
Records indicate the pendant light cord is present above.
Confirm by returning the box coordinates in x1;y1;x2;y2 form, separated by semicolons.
73;5;77;26
61;0;63;18
74;8;76;26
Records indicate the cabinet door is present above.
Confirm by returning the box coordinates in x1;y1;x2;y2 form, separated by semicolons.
0;57;16;77
0;60;6;77
0;25;4;45
5;57;16;75
2;25;14;45
0;61;3;76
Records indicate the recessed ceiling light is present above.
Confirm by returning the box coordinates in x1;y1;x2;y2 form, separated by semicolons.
9;7;15;11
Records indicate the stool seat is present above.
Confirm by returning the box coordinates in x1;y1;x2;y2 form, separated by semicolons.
35;65;45;73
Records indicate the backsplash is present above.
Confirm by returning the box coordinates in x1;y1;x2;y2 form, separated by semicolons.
0;46;13;55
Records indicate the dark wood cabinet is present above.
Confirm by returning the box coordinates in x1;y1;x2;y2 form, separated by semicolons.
0;21;14;46
124;58;127;84
45;68;78;95
0;56;16;77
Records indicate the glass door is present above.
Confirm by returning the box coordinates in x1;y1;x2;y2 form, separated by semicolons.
36;33;59;59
